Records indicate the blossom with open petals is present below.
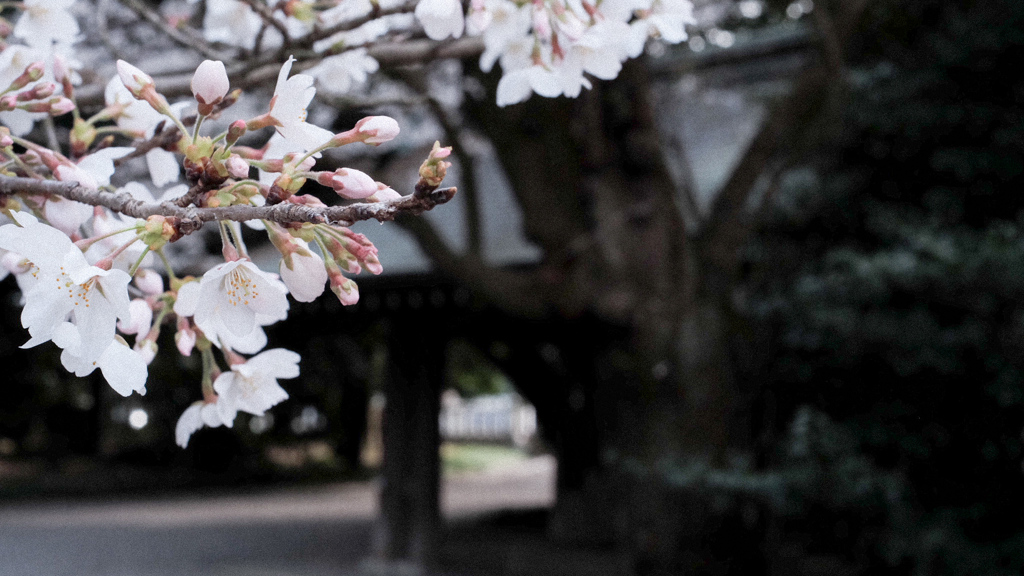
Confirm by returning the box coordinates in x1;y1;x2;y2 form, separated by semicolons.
214;348;299;425
200;0;266;51
13;0;80;49
53;322;148;397
306;50;379;97
268;56;333;151
173;260;289;351
415;0;465;40
105;78;184;186
0;212;132;364
175;400;230;448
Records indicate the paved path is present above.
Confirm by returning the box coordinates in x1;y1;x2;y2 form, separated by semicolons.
0;456;555;576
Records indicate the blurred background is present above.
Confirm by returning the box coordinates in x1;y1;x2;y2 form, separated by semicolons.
2;0;1024;575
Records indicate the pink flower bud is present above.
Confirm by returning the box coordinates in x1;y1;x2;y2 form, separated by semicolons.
18;101;50;113
354;115;400;145
227;120;247;145
226;155;250;179
368;185;402;202
7;61;45;92
118;299;154;335
48;97;75;116
117;60;154;99
428;141;452;160
191;60;230;111
135;339;158;365
364;253;383;275
532;5;551;39
0;94;16;112
0;128;13;148
53;55;72;85
330;275;360;306
134;269;164;295
328;168;378;200
30;82;57;99
175;317;196;357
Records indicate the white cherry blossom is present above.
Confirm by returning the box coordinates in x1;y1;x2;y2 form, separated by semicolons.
13;0;80;49
200;0;264;50
307;50;379;97
279;238;328;302
52;322;148;397
0;212;132;364
173;260;289;351
105;78;184;186
643;0;696;44
476;0;532;73
175;400;230;448
268;56;334;151
415;0;465;40
213;348;300;424
54;146;134;191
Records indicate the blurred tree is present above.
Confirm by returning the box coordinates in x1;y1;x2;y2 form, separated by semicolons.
383;0;871;571
741;0;1024;573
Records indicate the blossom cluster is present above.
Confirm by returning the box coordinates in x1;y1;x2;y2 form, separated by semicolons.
0;1;453;447
0;0;678;448
433;0;696;106
179;0;694;106
0;0;81;136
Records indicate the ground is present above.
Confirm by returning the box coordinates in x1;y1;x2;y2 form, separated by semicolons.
0;454;617;576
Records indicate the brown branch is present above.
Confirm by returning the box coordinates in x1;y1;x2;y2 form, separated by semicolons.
239;0;291;46
115;0;226;61
697;1;870;269
304;0;418;46
112;121;180;167
0;175;456;234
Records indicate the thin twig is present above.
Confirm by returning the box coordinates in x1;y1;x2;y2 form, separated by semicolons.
96;0;126;61
304;0;418;46
426;97;482;257
239;0;291;46
112;121;180;167
115;0;226;61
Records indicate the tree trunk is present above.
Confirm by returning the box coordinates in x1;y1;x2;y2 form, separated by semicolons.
462;57;747;573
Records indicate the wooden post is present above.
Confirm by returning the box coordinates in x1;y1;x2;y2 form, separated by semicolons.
370;317;444;574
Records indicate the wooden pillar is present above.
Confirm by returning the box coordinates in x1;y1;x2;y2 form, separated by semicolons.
371;317;444;573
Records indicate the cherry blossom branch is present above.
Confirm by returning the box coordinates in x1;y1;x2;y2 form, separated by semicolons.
112;120;179;167
0;175;456;233
425;96;483;257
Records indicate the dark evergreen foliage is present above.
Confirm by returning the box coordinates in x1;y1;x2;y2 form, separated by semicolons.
746;1;1024;572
